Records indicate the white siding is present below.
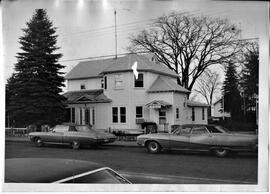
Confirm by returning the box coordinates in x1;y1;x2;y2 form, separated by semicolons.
186;107;208;124
67;78;102;91
212;101;231;118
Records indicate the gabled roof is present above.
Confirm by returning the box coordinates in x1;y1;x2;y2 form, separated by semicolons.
147;76;190;93
65;54;179;80
187;100;209;107
63;89;112;104
145;100;172;108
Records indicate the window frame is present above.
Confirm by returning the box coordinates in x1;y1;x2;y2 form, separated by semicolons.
191;107;195;121
176;108;179;119
136;106;143;118
134;73;144;88
80;84;86;90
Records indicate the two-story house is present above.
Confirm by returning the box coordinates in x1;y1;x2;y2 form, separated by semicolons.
64;54;208;132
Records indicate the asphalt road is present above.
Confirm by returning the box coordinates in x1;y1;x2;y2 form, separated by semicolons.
5;141;258;184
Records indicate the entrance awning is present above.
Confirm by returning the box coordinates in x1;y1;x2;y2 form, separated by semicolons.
145;100;172;109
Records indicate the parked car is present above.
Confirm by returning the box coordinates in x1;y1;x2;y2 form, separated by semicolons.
5;158;131;183
137;124;258;157
29;124;116;149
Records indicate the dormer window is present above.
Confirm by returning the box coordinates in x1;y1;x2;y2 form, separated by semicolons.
80;84;86;90
134;73;144;88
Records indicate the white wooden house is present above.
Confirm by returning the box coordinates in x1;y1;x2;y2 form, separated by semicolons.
64;54;208;132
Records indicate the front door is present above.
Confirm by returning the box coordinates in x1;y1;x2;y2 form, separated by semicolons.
158;109;167;132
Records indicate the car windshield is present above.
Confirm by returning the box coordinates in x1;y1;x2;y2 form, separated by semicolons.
61;168;130;184
172;127;191;135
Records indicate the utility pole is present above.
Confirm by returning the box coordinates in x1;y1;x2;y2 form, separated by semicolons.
114;10;117;59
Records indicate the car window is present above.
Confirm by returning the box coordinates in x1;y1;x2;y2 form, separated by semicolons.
53;125;69;133
172;127;191;135
69;126;77;132
207;126;223;133
191;127;209;134
62;169;129;184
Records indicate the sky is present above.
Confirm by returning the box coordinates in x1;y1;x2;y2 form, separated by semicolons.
2;0;268;98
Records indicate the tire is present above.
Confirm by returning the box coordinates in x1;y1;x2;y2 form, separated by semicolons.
72;141;80;149
34;137;43;147
213;148;229;157
147;141;161;154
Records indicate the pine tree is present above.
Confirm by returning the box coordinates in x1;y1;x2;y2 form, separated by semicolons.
7;9;66;128
222;62;242;120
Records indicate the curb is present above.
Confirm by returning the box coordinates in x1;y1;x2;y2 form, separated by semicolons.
5;138;139;148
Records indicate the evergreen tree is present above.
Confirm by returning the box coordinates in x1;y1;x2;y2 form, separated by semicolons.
222;62;242;120
7;9;66;128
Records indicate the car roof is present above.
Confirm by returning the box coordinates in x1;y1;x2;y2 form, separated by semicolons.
5;158;104;183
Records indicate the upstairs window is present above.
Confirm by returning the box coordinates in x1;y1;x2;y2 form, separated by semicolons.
80;84;86;90
115;74;123;89
134;73;144;88
136;106;143;118
176;108;179;119
101;76;107;90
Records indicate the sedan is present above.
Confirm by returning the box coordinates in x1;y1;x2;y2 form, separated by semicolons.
5;158;131;184
29;124;116;149
137;124;258;157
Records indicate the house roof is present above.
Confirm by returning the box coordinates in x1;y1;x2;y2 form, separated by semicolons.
187;100;209;107
147;76;190;93
65;58;114;80
65;54;179;80
63;89;112;104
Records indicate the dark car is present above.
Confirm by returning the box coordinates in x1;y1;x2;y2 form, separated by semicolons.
29;124;116;149
137;124;258;157
5;158;131;184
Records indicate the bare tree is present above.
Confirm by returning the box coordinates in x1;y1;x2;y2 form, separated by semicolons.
128;12;242;92
193;68;222;115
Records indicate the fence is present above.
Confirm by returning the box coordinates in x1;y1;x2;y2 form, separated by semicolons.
5;128;29;137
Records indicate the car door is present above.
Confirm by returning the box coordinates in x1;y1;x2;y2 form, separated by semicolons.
189;126;212;150
169;126;192;149
44;125;65;143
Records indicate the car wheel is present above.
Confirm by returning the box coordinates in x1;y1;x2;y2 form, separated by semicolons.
72;141;80;149
213;148;229;157
147;141;161;154
34;137;43;147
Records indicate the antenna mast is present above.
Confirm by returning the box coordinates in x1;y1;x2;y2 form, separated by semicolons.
114;10;117;59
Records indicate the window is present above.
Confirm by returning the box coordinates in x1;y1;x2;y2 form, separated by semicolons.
92;108;95;125
102;76;107;90
80;84;86;90
85;108;90;125
202;108;205;120
207;126;222;133
183;97;187;107
71;107;75;123
115;74;123;89
192;107;195;121
112;107;126;123
136;106;143;118
79;108;83;125
120;107;126;123
65;108;71;122
191;127;208;134
134;73;144;88
176;108;179;119
159;109;166;124
112;107;118;123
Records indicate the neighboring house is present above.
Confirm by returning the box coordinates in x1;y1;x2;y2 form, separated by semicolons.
64;54;208;132
211;98;231;120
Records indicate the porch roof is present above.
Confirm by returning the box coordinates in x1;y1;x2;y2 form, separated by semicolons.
145;100;172;109
63;89;112;104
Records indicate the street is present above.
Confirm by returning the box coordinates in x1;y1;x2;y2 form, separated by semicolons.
5;141;257;184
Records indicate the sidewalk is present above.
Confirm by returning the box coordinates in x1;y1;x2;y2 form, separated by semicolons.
5;136;138;147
